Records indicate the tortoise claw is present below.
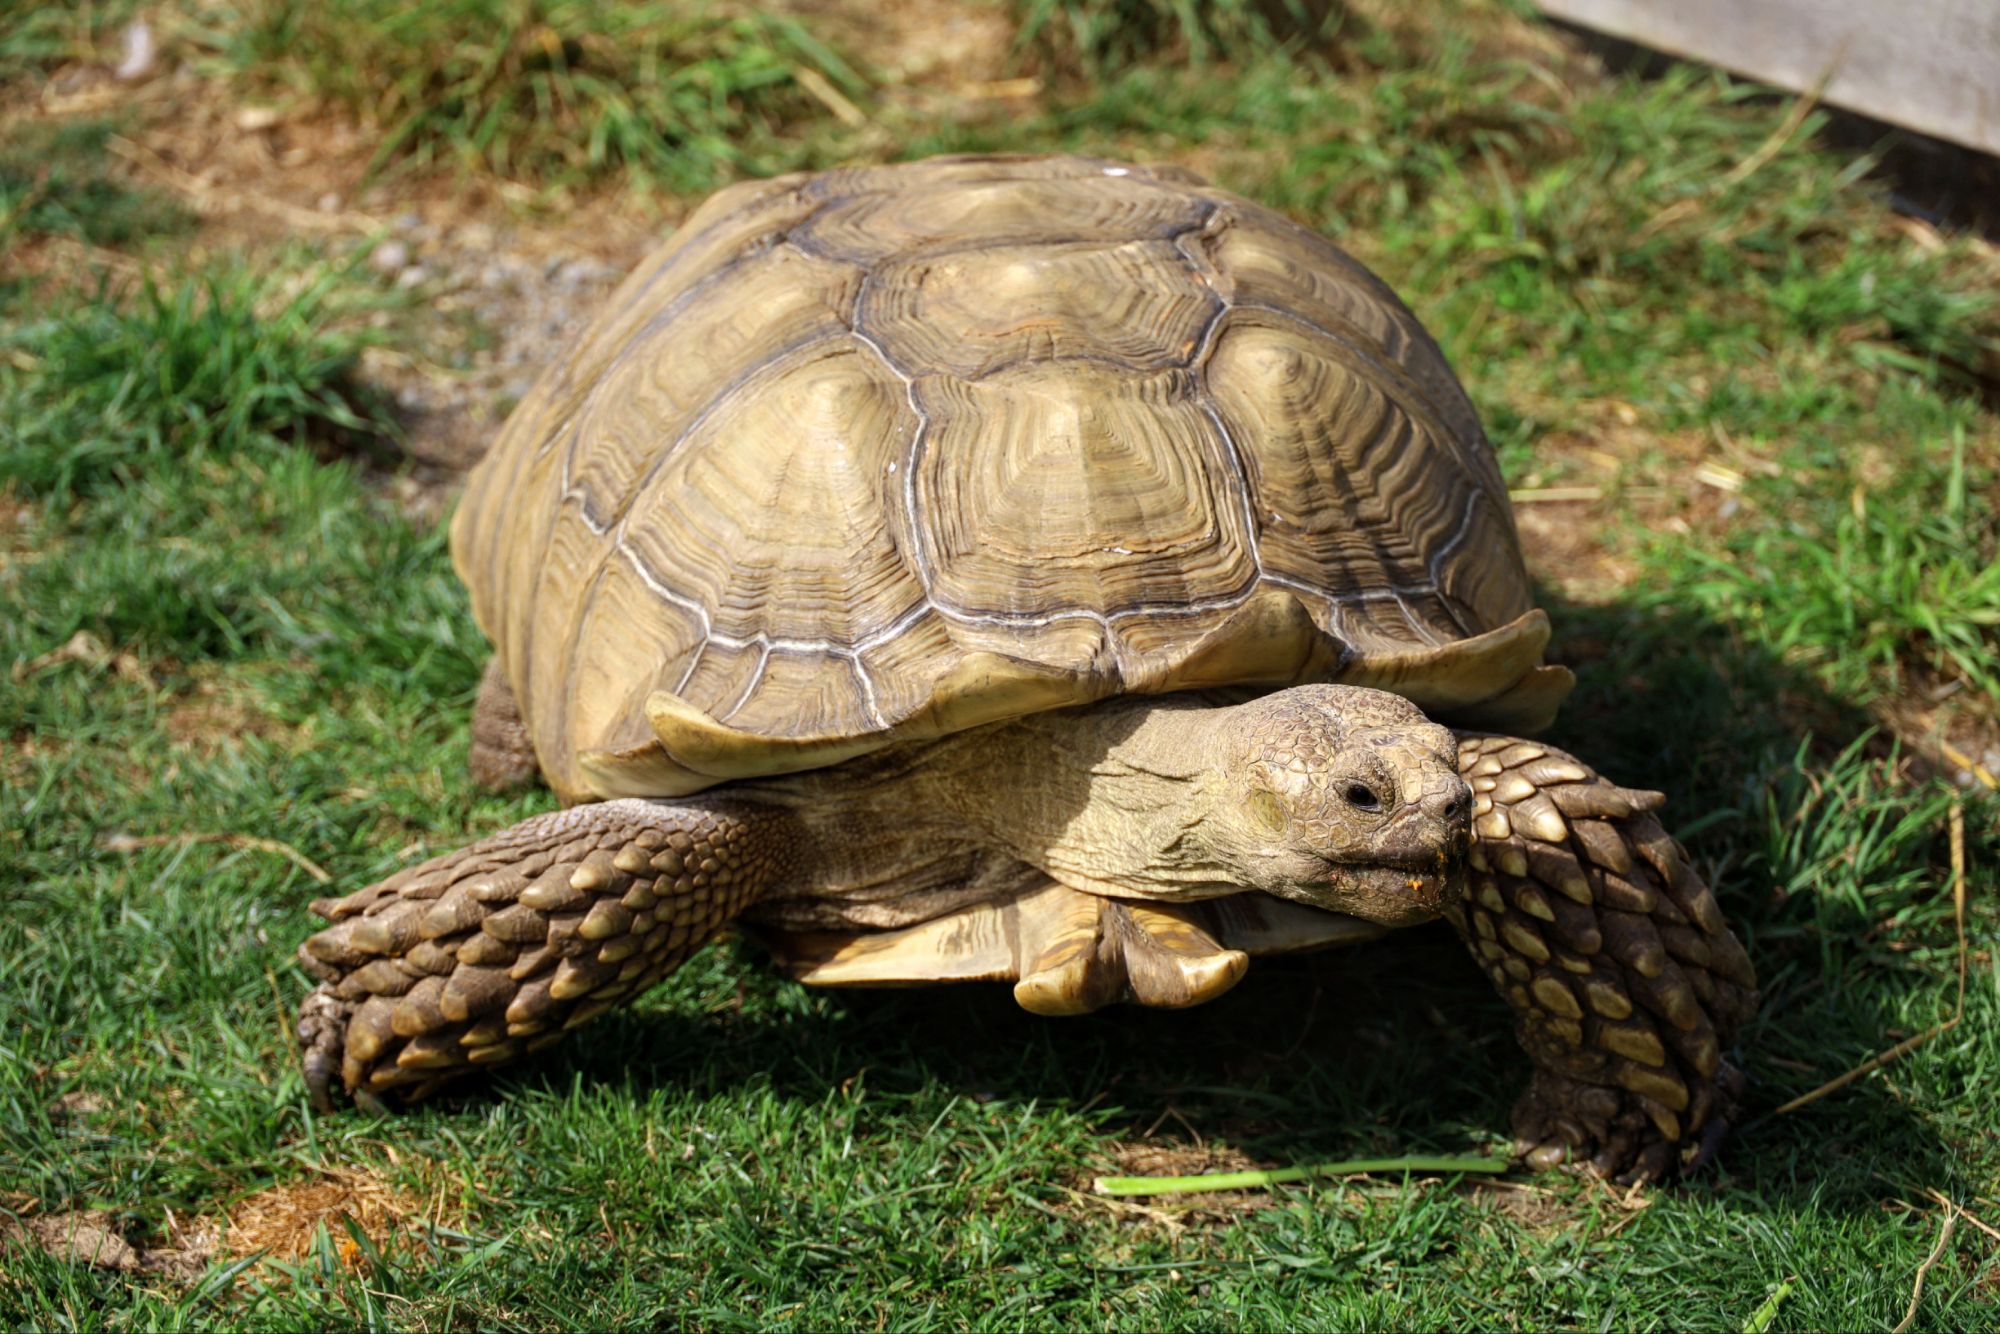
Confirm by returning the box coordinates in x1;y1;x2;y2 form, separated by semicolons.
1510;1066;1737;1184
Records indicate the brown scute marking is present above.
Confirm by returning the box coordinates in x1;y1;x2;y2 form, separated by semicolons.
418;888;487;939
1205;315;1494;640
1500;919;1551;963
1572;818;1633;874
792;169;1215;266
916;361;1257;637
860;238;1220;379
1194;213;1486;448
404;940;457;976
1531;975;1583;1019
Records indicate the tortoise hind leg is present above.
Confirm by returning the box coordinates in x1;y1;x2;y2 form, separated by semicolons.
297;797;796;1108
469;658;540;791
1449;735;1759;1182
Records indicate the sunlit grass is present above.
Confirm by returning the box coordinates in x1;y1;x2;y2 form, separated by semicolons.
1;1;1996;1326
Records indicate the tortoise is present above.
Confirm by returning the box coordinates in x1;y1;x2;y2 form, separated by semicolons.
297;153;1757;1180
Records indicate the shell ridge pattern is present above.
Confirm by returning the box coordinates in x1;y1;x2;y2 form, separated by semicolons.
1216;295;1493;632
1173;204;1439;652
508;159;1519;759
837;269;937;601
1212;296;1491;642
523;233;864;654
615;538;923;732
545;324;862;735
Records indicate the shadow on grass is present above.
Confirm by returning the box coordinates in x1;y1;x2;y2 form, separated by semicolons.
408;581;1971;1214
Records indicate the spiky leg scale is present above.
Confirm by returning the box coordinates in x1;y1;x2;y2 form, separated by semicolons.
1450;735;1758;1181
298;798;792;1107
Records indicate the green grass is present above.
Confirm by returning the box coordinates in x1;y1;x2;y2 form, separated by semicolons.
0;120;193;257
3;0;1998;1326
1008;0;1347;78
4;257;393;499
184;0;867;192
0;0;142;84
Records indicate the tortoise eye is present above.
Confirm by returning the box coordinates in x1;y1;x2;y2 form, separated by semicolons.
1342;782;1383;812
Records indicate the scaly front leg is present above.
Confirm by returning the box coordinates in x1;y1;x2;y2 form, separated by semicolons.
297;798;797;1108
1448;736;1758;1181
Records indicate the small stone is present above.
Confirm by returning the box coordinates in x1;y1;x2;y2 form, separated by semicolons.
113;19;158;82
369;240;412;275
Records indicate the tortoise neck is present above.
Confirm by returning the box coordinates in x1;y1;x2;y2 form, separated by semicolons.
915;697;1243;901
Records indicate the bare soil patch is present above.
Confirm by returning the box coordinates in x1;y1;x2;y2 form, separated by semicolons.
2;1209;215;1280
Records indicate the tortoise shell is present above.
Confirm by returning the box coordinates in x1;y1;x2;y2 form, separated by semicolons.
453;154;1572;802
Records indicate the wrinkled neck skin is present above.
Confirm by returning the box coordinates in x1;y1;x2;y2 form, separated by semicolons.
751;686;1470;928
924;698;1241;899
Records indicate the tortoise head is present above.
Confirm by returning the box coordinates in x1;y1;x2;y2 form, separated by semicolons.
1201;685;1470;925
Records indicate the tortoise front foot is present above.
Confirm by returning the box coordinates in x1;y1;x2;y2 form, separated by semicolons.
296;798;791;1106
1509;1066;1741;1182
1450;735;1759;1182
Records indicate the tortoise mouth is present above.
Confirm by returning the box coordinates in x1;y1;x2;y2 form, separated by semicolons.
1301;850;1464;926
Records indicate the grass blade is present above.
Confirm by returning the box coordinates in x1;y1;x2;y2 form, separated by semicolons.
1094;1155;1509;1196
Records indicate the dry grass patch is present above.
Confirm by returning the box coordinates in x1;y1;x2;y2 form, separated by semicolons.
222;1166;438;1269
160;666;297;756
